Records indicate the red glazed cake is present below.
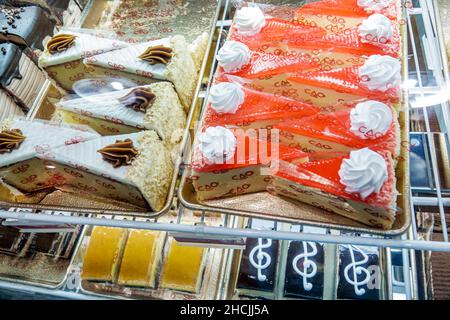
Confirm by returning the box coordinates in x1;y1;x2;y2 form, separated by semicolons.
277;100;400;157
202;82;319;130
190;126;308;201
268;148;397;229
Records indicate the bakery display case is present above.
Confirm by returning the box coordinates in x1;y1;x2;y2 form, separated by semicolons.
0;0;449;300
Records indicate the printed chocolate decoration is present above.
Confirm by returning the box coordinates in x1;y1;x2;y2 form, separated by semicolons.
237;238;279;293
138;45;173;65
118;88;156;113
284;241;324;299
97;138;139;168
337;245;381;300
0;129;26;154
46;34;77;54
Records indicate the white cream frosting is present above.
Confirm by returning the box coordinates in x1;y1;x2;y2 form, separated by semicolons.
234;6;266;36
357;0;390;12
217;41;251;73
350;101;392;139
359;14;393;44
359;55;401;92
198;126;236;164
209;82;245;114
338;148;388;199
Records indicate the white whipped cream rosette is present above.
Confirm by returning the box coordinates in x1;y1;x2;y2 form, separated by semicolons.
350;100;393;139
359;55;401;92
234;6;266;36
357;0;391;13
209;82;245;114
338;148;388;199
217;41;252;73
199;126;236;164
359;14;393;44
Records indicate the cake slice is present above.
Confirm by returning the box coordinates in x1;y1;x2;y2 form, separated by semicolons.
268;148;398;229
55;82;186;146
117;229;164;288
228;5;325;49
230;5;400;58
202;82;319;130
39;30;128;93
83;35;198;111
0;118;99;200
277;100;400;157
0;5;55;50
215;40;319;80
1;42;47;112
81;226;128;282
50;130;174;211
190;126;308;201
296;0;399;21
160;238;205;293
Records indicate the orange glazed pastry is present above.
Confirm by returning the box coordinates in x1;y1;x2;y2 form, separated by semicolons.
268;148;397;229
160;239;205;293
81;227;128;282
277;100;400;158
117;230;164;288
202;82;319;130
190;126;308;201
296;0;399;20
229;5;401;58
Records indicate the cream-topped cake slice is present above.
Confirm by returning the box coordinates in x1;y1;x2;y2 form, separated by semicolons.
39;30;128;93
84;35;197;111
0;118;99;201
50;131;173;211
55;82;186;146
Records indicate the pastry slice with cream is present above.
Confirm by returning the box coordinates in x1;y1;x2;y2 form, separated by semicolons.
190;126;308;201
202;82;319;130
49;130;174;211
1;42;47;112
83;35;198;111
81;226;128;282
250;54;401;112
215;40;319;81
39;30;128;93
296;0;399;21
55;82;186;147
268;148;397;229
277;100;400;158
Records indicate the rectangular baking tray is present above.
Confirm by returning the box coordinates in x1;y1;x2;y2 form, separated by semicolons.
178;3;411;236
0;0;223;218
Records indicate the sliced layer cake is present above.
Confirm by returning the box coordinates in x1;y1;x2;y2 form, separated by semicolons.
277;100;400;157
84;35;198;111
55;82;186;147
39;30;128;93
190;126;308;201
268;148;398;229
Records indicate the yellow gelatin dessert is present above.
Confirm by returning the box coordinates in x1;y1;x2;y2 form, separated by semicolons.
118;230;164;288
81;227;128;282
160;239;205;293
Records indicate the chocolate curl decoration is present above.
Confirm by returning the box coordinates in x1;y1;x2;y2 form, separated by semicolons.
118;88;156;113
46;34;77;54
0;129;26;154
138;45;173;65
97;139;139;168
